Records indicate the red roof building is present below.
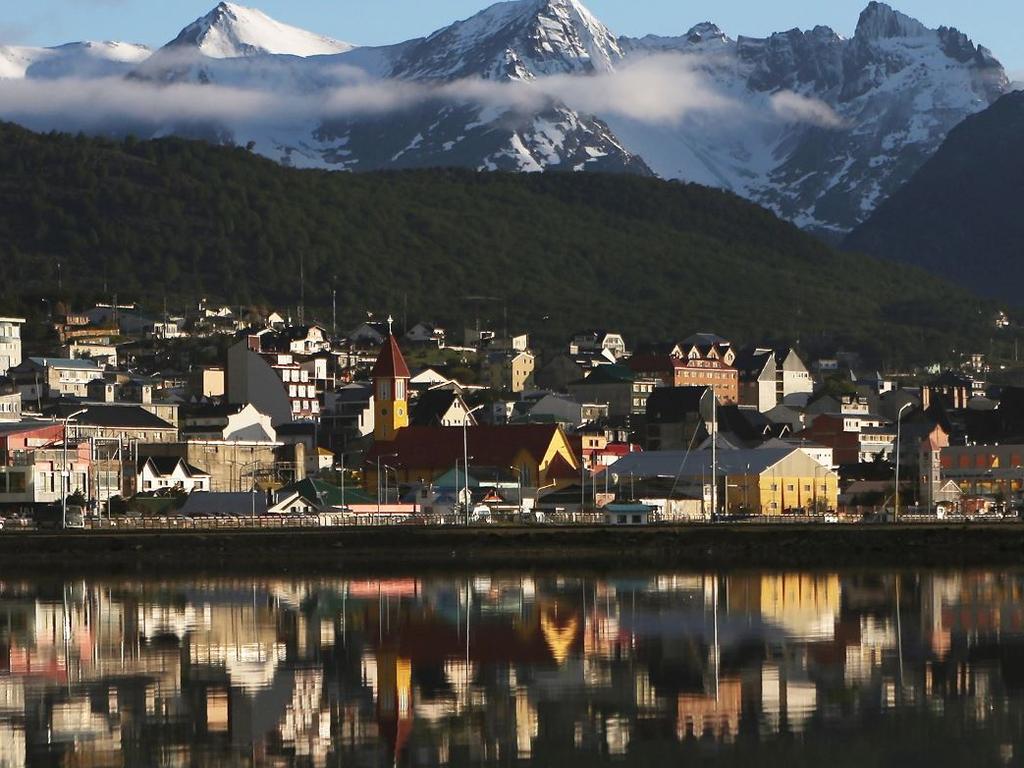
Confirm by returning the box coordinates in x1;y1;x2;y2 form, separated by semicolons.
365;424;580;491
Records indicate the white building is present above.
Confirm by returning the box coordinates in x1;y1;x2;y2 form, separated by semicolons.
136;456;211;494
0;317;25;376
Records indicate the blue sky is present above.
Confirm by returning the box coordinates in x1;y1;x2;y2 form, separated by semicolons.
2;0;1022;73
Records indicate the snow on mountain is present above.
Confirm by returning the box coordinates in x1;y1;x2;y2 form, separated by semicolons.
311;0;646;176
387;0;623;81
0;41;151;80
0;0;1012;234
164;2;354;58
616;1;1009;233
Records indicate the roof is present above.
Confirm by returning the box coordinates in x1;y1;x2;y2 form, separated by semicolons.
609;447;812;480
0;420;63;438
733;347;775;378
571;364;635;386
682;332;731;347
627;354;683;374
137;456;209;478
366;424;575;473
717;405;788;441
49;404;176;430
371;335;411;379
646;386;710;423
929;371;974;387
278;477;376;507
179;492;268;517
29;357;100;370
411;390;460;427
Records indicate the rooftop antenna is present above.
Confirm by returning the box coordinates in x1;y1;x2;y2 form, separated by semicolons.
298;254;305;325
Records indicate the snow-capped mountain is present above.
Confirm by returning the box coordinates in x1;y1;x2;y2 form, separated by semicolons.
311;0;647;174
614;1;1007;231
165;2;353;58
386;0;623;81
0;41;151;79
0;0;1012;233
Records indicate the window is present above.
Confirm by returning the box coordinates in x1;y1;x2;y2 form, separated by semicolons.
618;515;627;524
632;515;642;524
379;380;392;401
786;484;795;492
396;379;406;400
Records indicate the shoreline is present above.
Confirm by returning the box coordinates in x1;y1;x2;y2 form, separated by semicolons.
3;523;1024;576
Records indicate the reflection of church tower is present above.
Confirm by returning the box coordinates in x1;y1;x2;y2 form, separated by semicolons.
372;319;411;443
376;652;414;761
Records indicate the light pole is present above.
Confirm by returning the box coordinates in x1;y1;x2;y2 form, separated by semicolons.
462;405;484;525
509;466;523;523
895;403;912;522
61;408;87;529
371;454;397;517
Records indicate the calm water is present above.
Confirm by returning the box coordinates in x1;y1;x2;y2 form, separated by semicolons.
0;569;1023;767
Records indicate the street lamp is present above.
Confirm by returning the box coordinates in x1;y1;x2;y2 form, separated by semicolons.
894;402;913;523
336;449;362;514
60;408;87;529
462;405;484;525
369;453;397;517
508;466;524;523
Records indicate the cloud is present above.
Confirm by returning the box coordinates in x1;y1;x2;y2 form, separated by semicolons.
0;52;845;135
769;90;846;128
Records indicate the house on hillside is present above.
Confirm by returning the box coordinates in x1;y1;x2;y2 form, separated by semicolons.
0;317;25;376
481;350;535;393
405;323;446;346
411;389;477;428
349;321;390;347
567;365;657;420
569;330;627;360
134;457;211;495
9;357;104;400
645;386;714;451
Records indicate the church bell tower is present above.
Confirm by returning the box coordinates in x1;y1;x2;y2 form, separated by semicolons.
372;317;411;443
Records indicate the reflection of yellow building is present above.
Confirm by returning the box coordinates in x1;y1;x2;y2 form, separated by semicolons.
729;574;840;640
677;679;742;742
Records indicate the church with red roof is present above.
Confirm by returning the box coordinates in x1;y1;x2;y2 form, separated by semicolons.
365;331;580;493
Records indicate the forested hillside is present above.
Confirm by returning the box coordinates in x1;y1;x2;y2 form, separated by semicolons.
0;122;995;362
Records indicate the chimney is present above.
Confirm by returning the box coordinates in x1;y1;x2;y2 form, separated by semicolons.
139;384;152;405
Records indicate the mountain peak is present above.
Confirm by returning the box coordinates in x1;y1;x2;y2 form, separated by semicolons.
685;22;729;44
166;2;354;58
854;2;929;40
392;0;622;80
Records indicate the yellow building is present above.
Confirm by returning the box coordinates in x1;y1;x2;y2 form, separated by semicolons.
609;447;839;516
481;350;536;393
371;333;411;443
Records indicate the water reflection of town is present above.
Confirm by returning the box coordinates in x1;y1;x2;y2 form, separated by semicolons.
0;569;1022;767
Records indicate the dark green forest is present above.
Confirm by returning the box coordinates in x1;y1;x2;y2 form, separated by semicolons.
0;121;994;362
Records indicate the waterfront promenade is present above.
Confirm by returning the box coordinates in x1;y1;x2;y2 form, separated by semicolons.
3;522;1024;574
